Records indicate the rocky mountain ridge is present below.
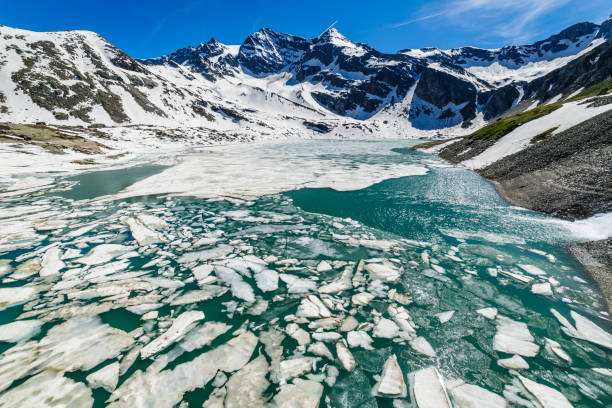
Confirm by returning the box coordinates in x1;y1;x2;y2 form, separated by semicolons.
0;17;610;138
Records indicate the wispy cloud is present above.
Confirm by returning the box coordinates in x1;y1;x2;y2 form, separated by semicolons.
393;0;571;43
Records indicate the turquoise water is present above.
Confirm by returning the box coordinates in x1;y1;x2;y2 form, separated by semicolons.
0;140;610;407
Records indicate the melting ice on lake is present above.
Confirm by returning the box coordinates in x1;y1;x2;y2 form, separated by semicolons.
0;140;610;408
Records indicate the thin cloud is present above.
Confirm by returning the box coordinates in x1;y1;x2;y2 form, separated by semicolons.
392;12;447;28
393;0;571;43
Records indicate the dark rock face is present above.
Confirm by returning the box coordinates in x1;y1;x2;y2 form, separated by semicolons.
237;28;310;75
478;108;612;220
481;85;520;120
414;67;477;109
524;40;612;102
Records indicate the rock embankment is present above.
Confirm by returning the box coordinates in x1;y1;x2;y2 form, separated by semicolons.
478;109;612;220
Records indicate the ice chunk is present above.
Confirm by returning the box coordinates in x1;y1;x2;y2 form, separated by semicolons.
225;355;269;407
336;341;356;371
109;331;258;408
87;361;120;392
347;330;374;350
307;342;333;360
312;332;342;342
0;315;133;392
340;316;359;332
0;319;43;343
214;265;255;302
178;244;233;263
570;311;612;349
273;379;323;408
179;322;231;353
76;244;133;265
316;260;333;273
364;261;402;282
493;316;539;357
435;311;455;323
449;383;506;408
280;357;315;382
352;292;375;306
40;246;64;276
375;354;406;397
0;370;93;407
410;336;436;357
318;265;353;293
531;282;552;295
518;375;572;408
412;367;452;408
280;274;317;293
477;307;498;319
373;318;400;339
192;264;214;280
498;355;529;369
125;217;163;246
286;323;311;346
137;213;168;229
518;264;546;276
0;286;39;310
297;295;332;318
544;338;570;362
254;269;279;292
140;311;204;359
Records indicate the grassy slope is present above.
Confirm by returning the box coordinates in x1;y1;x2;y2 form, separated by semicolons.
466;78;612;141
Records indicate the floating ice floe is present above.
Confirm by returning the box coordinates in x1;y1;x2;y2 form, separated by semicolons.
140;311;204;359
280;274;317;293
364;260;402;282
125;217;164;246
448;383;506;408
498;354;529;369
374;354;406;397
336;340;356;371
551;308;612;349
0;315;133;392
347;330;374;350
518;264;546;276
178;244;234;263
435;310;455;323
477;307;498;319
279;357;315;382
0;286;39;310
531;282;553;295
0;370;94;407
373;318;400;339
308;342;333;359
214;265;255;302
297;295;332;318
273;378;323;408
86;361;120;392
318;265;353;293
410;336;436;357
170;286;228;306
253;269;278;292
0;319;43;342
544;338;571;362
518;375;573;408
286;323;311;346
412;367;452;408
109;331;258;408
40;246;64;276
493;316;539;357
76;244;133;265
316;260;333;273
224;355;270;406
352;292;375;306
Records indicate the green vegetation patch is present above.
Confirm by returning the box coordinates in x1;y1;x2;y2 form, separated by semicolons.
567;79;612;101
466;103;563;141
0;122;108;155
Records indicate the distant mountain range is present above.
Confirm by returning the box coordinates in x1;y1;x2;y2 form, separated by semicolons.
0;16;610;137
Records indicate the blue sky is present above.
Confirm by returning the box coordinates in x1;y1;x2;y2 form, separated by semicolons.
2;1;610;58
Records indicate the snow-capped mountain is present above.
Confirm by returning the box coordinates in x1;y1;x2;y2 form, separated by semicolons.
0;17;610;137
